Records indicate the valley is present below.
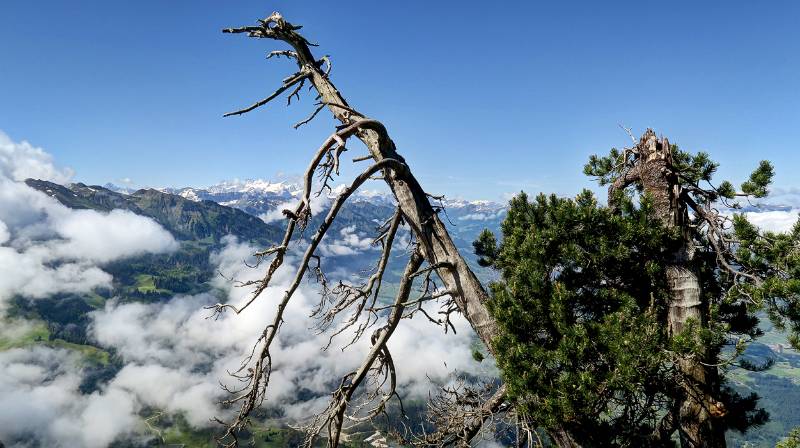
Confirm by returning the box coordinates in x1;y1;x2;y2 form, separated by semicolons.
2;178;505;447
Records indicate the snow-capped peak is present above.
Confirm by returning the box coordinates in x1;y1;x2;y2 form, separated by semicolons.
206;179;300;195
178;189;201;201
109;177;505;220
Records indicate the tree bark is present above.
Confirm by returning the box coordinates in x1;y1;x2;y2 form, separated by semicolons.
635;130;725;447
549;427;584;448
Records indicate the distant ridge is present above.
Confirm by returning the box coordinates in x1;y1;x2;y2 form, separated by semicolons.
104;178;510;263
25;179;283;245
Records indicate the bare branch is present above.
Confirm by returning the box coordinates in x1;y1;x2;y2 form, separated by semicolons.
294;102;326;129
216;159;409;445
206;119;396;321
223;70;309;117
412;381;508;447
267;49;298;60
314;208;404;350
301;249;424;447
618;123;636;145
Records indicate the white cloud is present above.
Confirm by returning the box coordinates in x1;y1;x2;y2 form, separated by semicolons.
54;209;178;263
0;219;9;245
259;200;295;224
475;438;507;448
760;187;800;209
0;347;141;448
84;237;487;435
259;191;333;224
111;364;219;427
0;248;112;303
257;184;361;225
0;133;178;311
0;132;179;446
2;234;481;445
0;180;177;308
457;211;506;221
319;224;377;256
0;130;73;183
0;132;489;446
0;318;36;341
744;209;799;233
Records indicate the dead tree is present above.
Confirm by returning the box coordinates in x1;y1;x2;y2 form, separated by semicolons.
210;12;517;448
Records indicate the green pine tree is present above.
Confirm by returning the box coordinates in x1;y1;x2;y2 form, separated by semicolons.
476;130;800;447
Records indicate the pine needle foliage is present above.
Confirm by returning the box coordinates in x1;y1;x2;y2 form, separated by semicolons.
476;139;797;446
476;191;683;445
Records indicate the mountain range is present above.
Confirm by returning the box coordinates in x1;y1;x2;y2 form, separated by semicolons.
106;178;508;259
24;177;507;302
11;176;800;446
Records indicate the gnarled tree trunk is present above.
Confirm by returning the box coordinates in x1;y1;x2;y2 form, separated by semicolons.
257;16;501;355
630;130;725;447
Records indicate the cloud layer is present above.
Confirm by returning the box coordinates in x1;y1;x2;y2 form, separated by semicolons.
90;237;484;419
0;131;73;184
744;209;800;233
0;347;140;448
0;236;487;446
0;177;177;310
0;132;177;446
0;130;484;446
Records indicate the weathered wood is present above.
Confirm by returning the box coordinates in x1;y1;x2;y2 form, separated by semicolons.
635;130;726;448
226;12;500;358
222;13;517;447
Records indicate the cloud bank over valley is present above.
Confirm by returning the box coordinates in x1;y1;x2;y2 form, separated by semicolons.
0;132;488;447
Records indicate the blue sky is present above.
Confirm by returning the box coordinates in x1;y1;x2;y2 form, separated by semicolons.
1;0;798;200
